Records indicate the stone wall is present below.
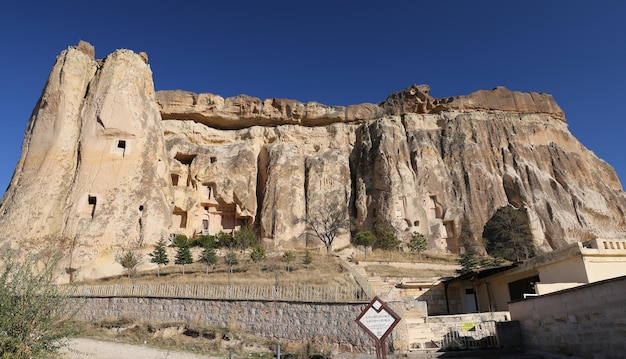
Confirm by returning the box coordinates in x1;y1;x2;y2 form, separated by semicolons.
73;297;374;351
508;275;626;358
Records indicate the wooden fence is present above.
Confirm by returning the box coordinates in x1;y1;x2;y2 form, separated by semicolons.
71;283;370;303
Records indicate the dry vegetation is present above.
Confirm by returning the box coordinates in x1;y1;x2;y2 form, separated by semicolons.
79;250;356;287
73;247;459;356
351;249;458;264
352;249;459;279
78;317;333;358
361;264;457;278
74;250;353;357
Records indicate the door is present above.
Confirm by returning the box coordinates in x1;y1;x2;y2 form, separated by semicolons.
464;287;478;313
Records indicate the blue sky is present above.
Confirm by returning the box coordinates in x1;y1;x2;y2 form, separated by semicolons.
1;1;625;196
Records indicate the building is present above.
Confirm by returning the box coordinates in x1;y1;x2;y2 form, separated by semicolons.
443;238;626;313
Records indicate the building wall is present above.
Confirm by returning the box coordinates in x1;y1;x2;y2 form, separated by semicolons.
407;284;460;315
473;269;540;312
580;238;626;283
508;275;626;358
584;256;626;283
536;255;588;284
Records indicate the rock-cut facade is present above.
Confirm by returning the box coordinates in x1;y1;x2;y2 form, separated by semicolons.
1;42;625;280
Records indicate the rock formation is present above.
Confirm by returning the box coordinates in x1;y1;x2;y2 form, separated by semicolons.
1;42;625;281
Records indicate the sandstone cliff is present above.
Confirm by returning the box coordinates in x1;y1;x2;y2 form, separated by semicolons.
1;43;625;280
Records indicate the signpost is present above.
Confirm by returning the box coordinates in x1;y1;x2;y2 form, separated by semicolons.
355;296;401;359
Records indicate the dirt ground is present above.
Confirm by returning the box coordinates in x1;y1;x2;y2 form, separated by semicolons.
60;338;219;359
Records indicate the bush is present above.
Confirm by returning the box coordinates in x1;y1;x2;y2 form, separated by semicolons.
115;249;142;278
0;250;80;358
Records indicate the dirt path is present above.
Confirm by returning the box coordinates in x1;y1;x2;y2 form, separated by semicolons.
60;338;217;359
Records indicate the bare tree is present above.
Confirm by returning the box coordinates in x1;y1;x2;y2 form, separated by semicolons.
301;202;349;255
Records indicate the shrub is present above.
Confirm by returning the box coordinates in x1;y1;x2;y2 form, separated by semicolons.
115;249;142;278
0;250;80;358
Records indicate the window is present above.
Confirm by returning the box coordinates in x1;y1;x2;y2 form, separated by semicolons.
117;140;126;157
508;275;540;301
88;196;97;218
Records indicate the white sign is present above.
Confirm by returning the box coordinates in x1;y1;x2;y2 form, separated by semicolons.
357;305;397;339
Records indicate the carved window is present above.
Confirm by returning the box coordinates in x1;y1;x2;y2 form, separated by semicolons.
117;140;126;157
171;174;179;186
88;196;97;218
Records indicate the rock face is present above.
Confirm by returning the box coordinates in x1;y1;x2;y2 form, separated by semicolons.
0;45;172;279
1;43;625;281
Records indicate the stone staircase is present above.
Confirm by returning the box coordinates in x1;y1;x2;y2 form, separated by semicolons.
340;258;405;301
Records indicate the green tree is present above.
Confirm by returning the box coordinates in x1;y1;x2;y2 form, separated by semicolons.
375;225;401;251
408;232;428;260
217;231;237;250
148;237;169;276
195;234;217;248
198;245;217;274
174;245;193;274
483;206;535;262
302;251;313;266
479;255;505;269
283;251;295;272
457;251;506;275
456;251;480;274
250;244;266;272
115;248;142;278
354;231;376;259
0;250;79;358
234;227;256;251
224;252;239;274
171;234;189;248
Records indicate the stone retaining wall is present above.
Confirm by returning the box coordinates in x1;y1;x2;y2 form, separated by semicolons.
73;297;373;351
